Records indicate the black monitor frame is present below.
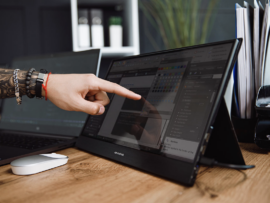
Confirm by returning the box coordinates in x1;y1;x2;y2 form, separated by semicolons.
12;49;101;77
76;39;243;186
0;49;101;137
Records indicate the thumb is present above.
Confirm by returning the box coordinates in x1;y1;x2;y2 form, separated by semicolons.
79;99;105;115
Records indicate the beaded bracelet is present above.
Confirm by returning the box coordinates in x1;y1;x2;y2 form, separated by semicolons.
25;68;36;98
13;69;22;105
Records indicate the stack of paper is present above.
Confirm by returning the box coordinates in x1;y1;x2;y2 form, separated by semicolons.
235;0;266;119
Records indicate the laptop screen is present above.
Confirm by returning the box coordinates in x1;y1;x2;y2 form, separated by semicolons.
81;43;234;162
0;50;100;136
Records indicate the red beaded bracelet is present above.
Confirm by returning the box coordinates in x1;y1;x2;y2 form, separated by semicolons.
42;72;51;101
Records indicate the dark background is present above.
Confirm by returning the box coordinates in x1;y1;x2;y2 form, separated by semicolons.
0;0;257;79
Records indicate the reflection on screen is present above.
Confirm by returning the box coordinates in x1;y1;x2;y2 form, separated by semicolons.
82;43;233;162
0;51;100;136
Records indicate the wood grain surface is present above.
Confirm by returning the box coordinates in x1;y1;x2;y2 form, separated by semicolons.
0;143;269;203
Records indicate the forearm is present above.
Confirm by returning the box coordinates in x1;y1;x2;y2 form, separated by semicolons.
0;68;39;98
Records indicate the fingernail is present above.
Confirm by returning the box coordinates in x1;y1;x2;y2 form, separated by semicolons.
98;106;105;114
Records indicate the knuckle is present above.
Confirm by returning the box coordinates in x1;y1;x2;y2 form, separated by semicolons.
105;98;110;105
88;73;96;78
91;105;100;114
86;74;98;88
86;74;96;81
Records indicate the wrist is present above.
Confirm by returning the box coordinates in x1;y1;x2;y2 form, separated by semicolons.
41;74;48;97
35;69;48;99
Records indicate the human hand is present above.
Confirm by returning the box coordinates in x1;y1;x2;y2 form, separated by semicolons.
42;74;141;115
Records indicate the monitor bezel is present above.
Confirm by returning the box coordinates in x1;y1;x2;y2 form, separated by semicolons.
0;49;101;137
76;39;242;186
12;49;101;77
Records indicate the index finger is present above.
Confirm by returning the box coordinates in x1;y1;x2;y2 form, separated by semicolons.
96;78;141;100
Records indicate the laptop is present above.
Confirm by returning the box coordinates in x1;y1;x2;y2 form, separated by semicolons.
76;39;243;186
0;49;101;165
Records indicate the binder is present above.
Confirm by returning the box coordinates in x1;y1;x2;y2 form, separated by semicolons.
233;0;267;142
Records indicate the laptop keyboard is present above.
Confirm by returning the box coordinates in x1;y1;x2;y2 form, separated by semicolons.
0;133;69;150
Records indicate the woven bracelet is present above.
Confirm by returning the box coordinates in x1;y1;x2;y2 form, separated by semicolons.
13;69;22;105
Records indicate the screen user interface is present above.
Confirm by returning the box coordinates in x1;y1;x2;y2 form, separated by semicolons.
82;43;233;162
0;51;100;136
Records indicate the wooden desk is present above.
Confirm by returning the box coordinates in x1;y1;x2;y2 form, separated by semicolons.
0;143;269;203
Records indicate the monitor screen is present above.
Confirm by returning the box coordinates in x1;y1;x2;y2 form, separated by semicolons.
0;50;100;136
81;43;234;162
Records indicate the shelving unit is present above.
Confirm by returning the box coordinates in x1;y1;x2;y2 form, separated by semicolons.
70;0;140;57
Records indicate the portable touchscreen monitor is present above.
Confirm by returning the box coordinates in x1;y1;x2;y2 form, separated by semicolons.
77;39;244;186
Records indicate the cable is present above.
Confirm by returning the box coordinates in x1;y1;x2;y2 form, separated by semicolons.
199;156;255;170
213;161;255;169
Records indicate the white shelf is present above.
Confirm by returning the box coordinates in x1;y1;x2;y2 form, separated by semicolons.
70;0;140;57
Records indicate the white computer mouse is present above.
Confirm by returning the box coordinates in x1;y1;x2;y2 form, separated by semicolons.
10;153;68;175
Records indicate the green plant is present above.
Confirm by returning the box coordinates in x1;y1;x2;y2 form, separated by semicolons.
139;0;219;50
